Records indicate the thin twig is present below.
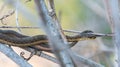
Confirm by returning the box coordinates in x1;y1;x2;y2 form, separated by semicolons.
64;30;113;37
70;52;104;67
103;0;114;31
22;47;59;64
4;0;42;27
0;26;113;37
15;0;21;32
0;26;40;29
0;10;15;25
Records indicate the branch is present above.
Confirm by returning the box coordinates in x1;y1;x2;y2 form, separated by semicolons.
15;0;21;32
0;26;113;37
22;47;59;63
0;44;32;67
4;0;41;27
0;9;15;25
103;0;114;31
0;26;40;29
70;52;104;67
63;29;113;37
104;0;120;67
22;46;104;67
34;0;75;67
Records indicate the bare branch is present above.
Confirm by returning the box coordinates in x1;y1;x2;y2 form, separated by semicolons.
104;0;120;66
4;0;42;27
0;44;32;67
0;10;15;25
15;0;21;32
34;0;75;67
0;26;40;29
22;47;59;64
0;26;114;37
47;0;64;37
64;29;113;37
103;0;114;31
70;52;104;67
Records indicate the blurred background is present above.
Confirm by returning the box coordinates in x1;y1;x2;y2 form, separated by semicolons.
0;0;114;67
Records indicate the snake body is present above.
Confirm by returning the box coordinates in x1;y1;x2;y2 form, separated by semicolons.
0;29;96;52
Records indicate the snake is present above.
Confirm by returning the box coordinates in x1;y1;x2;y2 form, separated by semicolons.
0;29;96;52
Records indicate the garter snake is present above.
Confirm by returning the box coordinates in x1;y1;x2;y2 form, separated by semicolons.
0;29;96;52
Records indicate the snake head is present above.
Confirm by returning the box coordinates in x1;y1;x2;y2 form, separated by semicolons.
81;30;94;33
81;30;96;39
